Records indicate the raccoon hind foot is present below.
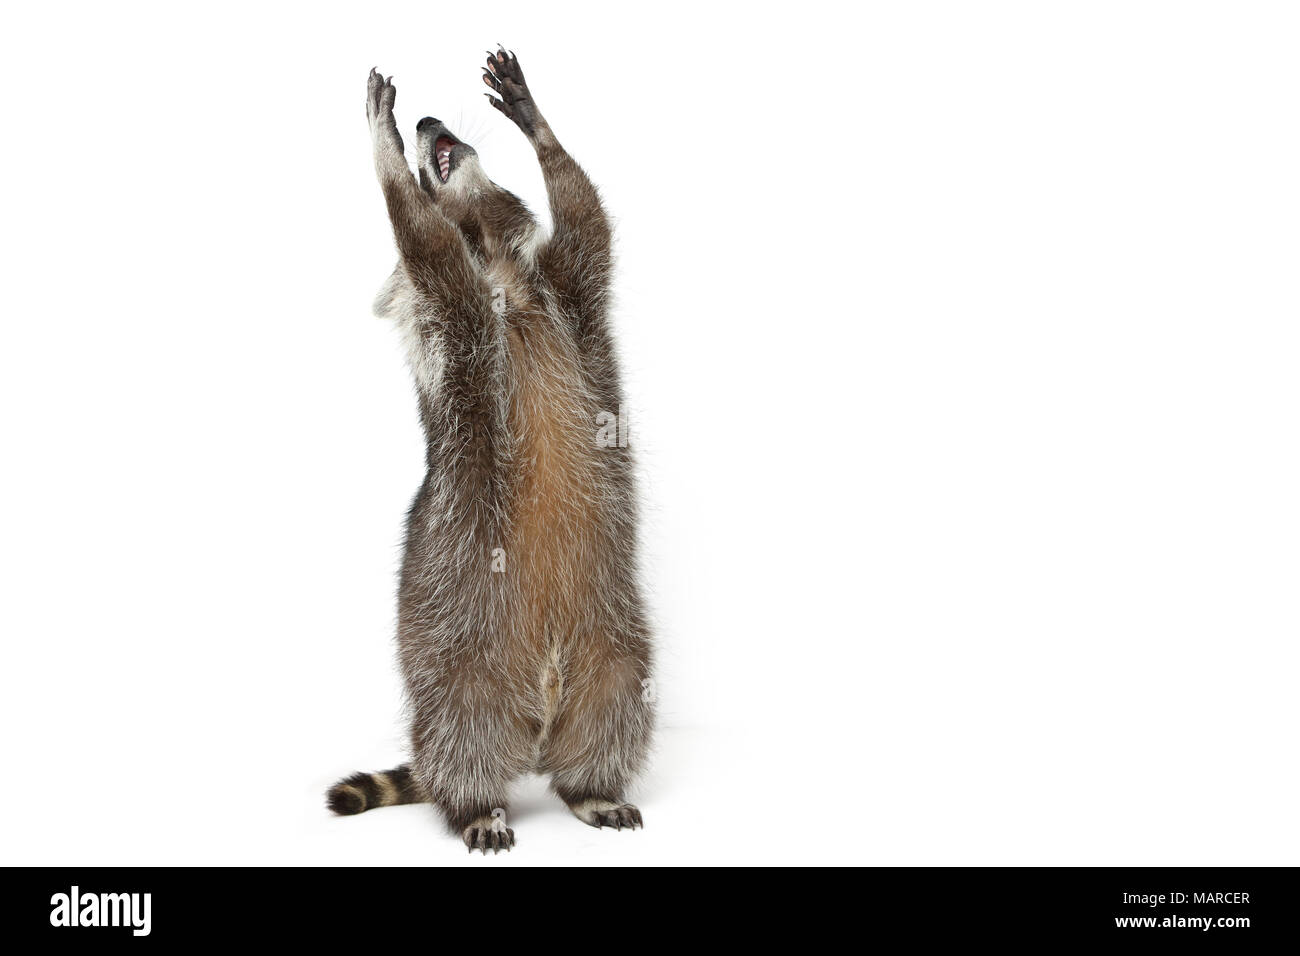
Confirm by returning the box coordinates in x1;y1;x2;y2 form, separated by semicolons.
463;813;516;854
567;798;643;830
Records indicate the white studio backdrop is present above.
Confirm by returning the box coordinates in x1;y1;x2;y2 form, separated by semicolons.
0;2;1297;865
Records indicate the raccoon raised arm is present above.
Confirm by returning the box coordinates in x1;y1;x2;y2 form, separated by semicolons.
367;70;487;315
367;69;508;488
482;50;612;329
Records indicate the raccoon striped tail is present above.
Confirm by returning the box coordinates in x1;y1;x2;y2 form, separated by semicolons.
327;764;422;815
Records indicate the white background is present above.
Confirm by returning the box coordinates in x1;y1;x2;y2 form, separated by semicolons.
1;2;1297;866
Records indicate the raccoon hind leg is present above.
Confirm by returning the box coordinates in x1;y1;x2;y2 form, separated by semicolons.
408;682;537;853
542;643;653;831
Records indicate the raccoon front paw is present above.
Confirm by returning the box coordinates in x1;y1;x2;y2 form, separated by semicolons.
463;812;516;854
568;799;643;830
481;48;540;138
366;67;403;152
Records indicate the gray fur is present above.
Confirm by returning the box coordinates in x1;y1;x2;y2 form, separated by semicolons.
329;58;653;851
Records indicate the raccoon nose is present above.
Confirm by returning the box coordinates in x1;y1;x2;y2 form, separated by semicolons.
417;117;440;132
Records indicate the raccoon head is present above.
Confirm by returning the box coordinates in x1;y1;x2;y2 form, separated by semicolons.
416;116;538;261
416;118;487;204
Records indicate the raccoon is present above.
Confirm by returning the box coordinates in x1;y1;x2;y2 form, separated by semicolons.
327;51;653;852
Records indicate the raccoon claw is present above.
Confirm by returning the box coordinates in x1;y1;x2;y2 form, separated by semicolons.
485;48;524;83
366;68;396;118
463;821;516;854
590;804;643;830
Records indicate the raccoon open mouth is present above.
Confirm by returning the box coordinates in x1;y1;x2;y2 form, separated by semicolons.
435;136;457;183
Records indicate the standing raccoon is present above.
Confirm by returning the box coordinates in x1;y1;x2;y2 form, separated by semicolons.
327;51;653;852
